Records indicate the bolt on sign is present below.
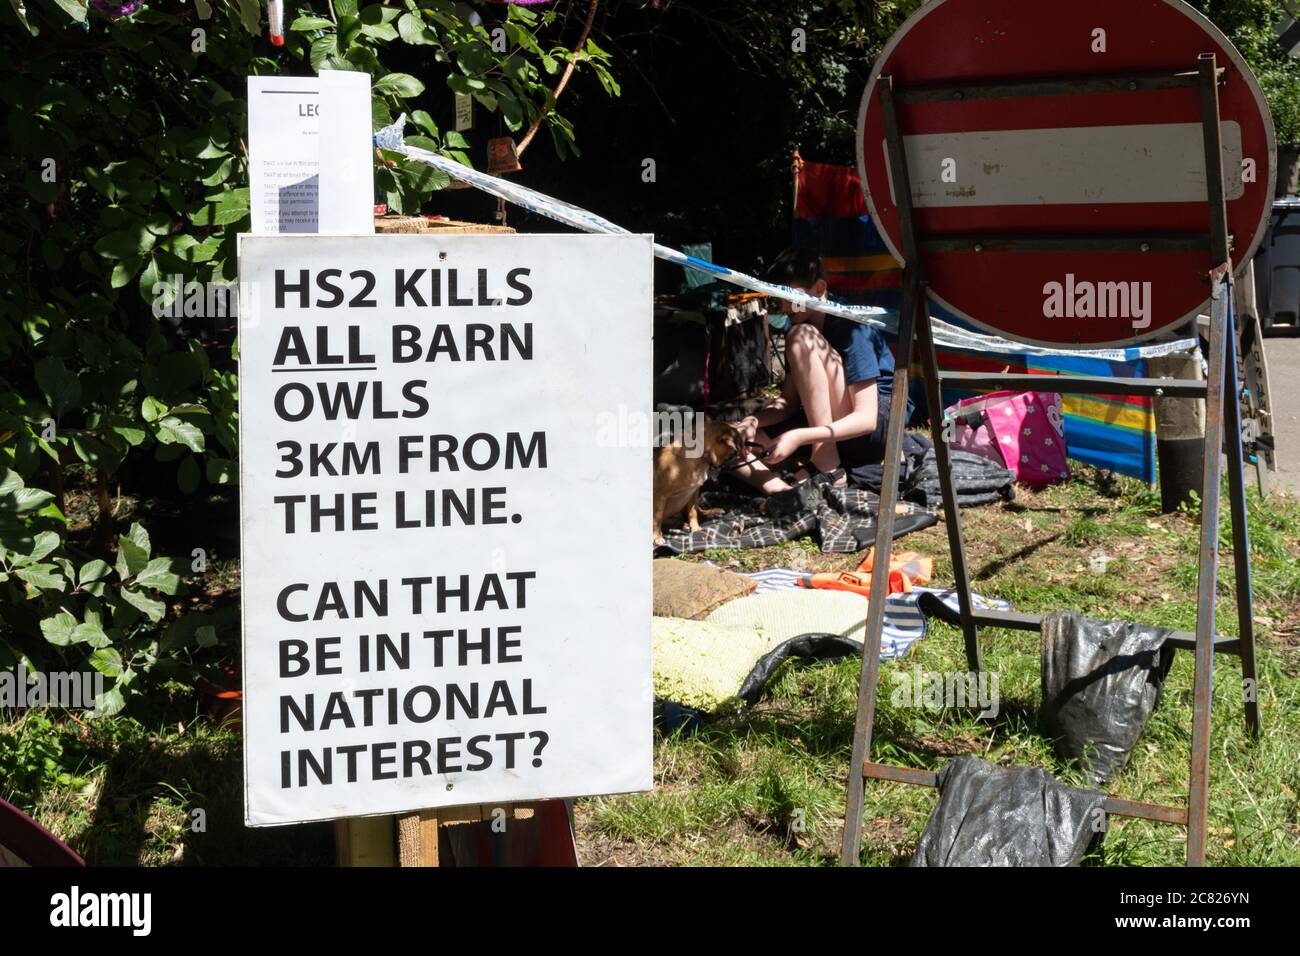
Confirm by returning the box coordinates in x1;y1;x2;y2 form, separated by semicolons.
857;0;1276;348
237;233;654;825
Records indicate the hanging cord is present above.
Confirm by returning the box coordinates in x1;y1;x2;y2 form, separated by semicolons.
516;0;600;156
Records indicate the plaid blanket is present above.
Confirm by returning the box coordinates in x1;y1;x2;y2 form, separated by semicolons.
657;481;938;554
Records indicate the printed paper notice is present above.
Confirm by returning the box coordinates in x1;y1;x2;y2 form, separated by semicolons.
247;73;374;235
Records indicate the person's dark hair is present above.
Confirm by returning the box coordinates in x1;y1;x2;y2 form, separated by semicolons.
765;246;826;288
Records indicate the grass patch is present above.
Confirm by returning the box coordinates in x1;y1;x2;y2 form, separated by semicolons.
5;467;1299;866
585;467;1300;867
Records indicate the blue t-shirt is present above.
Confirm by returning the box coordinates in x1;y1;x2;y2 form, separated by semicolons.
821;315;913;422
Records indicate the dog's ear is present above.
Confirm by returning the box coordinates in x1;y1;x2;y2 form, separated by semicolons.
706;426;740;466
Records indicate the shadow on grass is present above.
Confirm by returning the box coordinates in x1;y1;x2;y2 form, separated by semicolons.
70;718;333;867
1004;503;1106;516
973;532;1066;580
691;677;1045;770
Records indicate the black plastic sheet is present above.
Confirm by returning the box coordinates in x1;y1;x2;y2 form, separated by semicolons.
737;633;862;705
911;755;1106;867
1040;611;1175;786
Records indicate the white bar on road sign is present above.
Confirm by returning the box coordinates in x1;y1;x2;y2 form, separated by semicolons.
884;122;1244;207
237;233;654;826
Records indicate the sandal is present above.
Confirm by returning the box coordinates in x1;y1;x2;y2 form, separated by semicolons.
762;465;845;519
763;481;822;520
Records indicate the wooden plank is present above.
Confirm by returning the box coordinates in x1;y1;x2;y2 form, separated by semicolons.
396;810;440;867
335;817;396;867
374;216;515;235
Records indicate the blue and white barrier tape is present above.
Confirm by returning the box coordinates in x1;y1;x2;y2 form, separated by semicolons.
375;115;1197;362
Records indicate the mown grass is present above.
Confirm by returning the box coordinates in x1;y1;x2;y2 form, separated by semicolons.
579;467;1300;867
4;467;1298;866
1;702;333;866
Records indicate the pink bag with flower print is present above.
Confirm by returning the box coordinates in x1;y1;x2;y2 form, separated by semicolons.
944;390;1070;486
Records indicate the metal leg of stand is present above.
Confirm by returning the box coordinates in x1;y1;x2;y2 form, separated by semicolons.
1187;280;1228;867
916;304;982;673
1220;296;1262;739
838;270;920;867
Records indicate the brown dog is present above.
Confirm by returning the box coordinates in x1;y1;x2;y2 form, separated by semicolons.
653;420;741;546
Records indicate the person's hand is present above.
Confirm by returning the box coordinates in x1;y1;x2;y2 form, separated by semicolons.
763;430;804;467
736;416;760;442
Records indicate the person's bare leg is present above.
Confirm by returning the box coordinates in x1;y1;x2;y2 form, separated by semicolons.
728;427;793;494
786;323;853;481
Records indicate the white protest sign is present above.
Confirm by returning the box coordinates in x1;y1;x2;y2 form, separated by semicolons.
238;233;654;826
247;72;374;236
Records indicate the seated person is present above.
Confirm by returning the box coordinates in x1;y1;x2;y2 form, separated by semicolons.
732;246;912;493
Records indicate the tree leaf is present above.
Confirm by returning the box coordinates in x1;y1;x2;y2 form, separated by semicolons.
398;12;435;45
7;0;35;34
155;416;205;453
120;587;166;623
90;647;124;677
177;454;200;494
141;396;169;423
115;534;149;580
310;35;339;72
205;457;237;485
126;522;150;555
79;559;111;586
23;531;61;565
93;684;126;718
291;15;333;30
40;611;79;647
16;564;66;592
212;188;250;226
1;487;55;514
135;557;181;594
75;622;112;649
0;470;22;496
375;73;425;98
94;227;155;260
35;357;82;415
71;432;124;470
235;0;261;35
447;74;486;94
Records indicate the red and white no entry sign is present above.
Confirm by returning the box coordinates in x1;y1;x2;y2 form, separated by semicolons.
857;0;1277;348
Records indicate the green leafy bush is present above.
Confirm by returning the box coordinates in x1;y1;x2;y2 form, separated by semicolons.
1191;0;1300;143
0;1;616;713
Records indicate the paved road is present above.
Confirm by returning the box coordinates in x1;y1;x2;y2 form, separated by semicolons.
1265;333;1300;496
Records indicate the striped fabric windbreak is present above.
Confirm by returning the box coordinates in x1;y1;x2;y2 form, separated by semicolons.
794;159;1164;482
910;350;1157;482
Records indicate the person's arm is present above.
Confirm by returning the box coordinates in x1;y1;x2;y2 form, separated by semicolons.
795;323;885;442
807;379;878;442
764;380;878;465
738;375;801;438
